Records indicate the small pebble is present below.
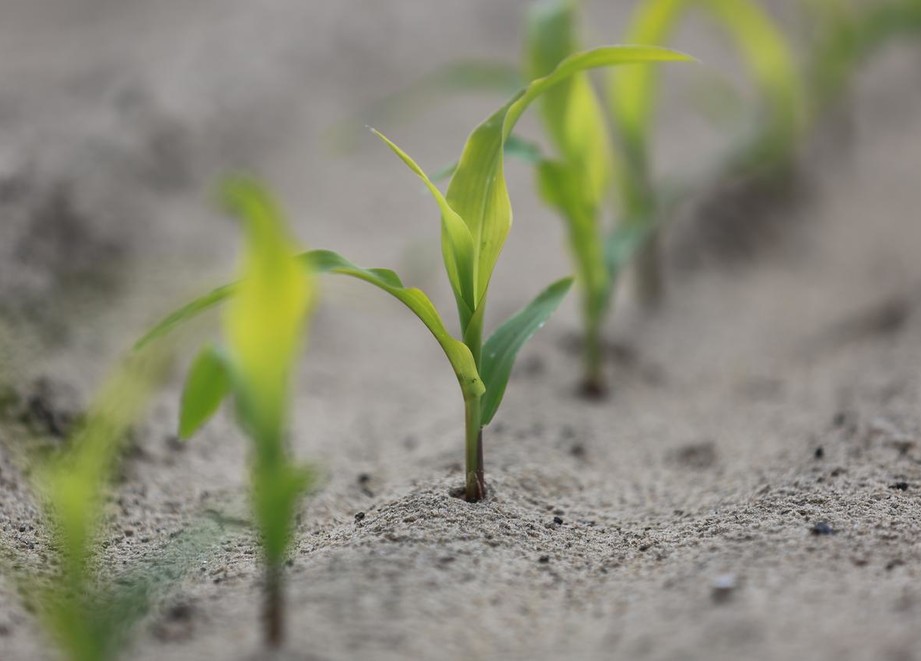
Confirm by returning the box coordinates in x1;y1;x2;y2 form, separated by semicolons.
538;555;550;564
553;516;564;525
814;446;824;459
354;512;365;522
811;521;836;536
890;482;909;491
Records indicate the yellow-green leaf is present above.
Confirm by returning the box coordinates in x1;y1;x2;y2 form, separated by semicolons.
221;176;314;445
371;129;476;319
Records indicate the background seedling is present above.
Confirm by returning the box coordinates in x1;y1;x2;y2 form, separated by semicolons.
137;46;690;504
173;178;316;648
608;0;805;306
805;0;921;118
0;349;166;661
525;0;676;395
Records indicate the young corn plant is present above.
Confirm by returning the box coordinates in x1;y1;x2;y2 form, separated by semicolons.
137;46;689;503
169;178;316;648
525;0;675;395
608;0;805;306
806;0;921;117
7;350;165;661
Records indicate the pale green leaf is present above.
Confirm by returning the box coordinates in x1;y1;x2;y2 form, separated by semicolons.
370;129;476;318
480;277;573;425
430;134;544;183
134;283;234;351
179;344;231;440
221;176;314;445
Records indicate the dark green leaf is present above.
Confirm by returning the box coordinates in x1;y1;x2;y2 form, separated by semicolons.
179;344;231;440
133;283;234;351
480;277;573;425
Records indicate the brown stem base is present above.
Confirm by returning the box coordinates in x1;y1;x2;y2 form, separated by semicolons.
578;377;608;400
264;563;284;649
465;429;486;502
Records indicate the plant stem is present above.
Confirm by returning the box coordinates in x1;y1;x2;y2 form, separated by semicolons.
580;320;607;398
264;560;284;648
464;396;485;502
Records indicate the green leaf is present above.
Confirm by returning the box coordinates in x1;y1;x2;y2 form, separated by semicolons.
430;134;544;183
479;277;573;425
447;45;691;327
305;249;485;401
370;129;476;319
133;283;235;351
537;159;610;326
526;0;617;212
179;344;231;440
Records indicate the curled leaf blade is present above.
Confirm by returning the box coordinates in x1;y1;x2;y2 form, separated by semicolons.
371;129;476;317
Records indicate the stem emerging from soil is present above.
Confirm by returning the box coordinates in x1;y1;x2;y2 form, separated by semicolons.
264;561;284;648
464;396;485;502
580;320;607;399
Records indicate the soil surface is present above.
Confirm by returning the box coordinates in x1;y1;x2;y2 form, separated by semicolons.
2;2;921;660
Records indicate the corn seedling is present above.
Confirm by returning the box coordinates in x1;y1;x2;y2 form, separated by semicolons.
806;0;921;117
170;178;316;647
2;350;165;661
608;0;805;306
525;0;681;395
136;46;688;504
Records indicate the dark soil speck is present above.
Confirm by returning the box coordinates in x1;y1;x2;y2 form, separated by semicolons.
811;522;836;536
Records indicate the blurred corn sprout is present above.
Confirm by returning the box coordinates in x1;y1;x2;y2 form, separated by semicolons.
609;0;805;306
0;349;172;661
165;178;316;648
806;0;921;116
526;0;679;394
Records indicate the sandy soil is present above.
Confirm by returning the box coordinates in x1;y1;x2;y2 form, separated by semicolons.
2;2;921;660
